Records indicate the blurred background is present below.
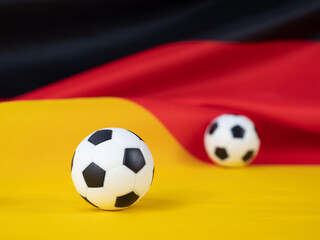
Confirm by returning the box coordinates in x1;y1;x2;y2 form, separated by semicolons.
1;0;320;165
1;0;320;98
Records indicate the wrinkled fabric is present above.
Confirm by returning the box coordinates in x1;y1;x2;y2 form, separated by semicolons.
1;0;320;97
12;41;320;164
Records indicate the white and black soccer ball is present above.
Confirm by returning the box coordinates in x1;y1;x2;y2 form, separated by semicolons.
204;114;260;167
71;128;154;210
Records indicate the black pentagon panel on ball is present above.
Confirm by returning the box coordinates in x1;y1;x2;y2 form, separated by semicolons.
71;151;75;171
150;167;155;186
128;130;143;141
88;129;112;145
215;147;228;160
254;126;260;139
115;192;139;208
208;122;218;134
81;196;98;208
82;162;106;188
243;150;254;162
231;125;245;138
123;148;146;173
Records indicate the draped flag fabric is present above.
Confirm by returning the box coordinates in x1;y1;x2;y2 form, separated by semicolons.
12;41;320;164
1;0;320;97
1;1;320;165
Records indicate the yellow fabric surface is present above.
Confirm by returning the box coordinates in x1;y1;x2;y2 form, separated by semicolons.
0;98;319;239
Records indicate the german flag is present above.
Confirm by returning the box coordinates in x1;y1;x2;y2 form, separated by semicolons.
1;1;320;239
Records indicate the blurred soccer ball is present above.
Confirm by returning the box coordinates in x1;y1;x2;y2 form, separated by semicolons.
204;114;260;167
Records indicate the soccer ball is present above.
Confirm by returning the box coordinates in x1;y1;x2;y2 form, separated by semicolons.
204;114;260;167
71;128;154;210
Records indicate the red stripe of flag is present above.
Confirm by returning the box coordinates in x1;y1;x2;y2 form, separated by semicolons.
13;41;320;164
